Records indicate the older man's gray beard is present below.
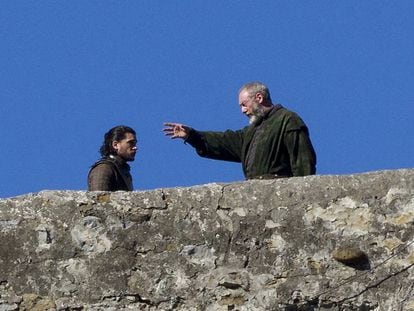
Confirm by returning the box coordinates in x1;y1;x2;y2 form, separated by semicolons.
248;103;266;125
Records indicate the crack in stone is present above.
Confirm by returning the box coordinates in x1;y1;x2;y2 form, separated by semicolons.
160;190;169;209
399;281;414;311
102;292;154;305
216;184;230;210
309;238;414;303
222;233;233;265
243;253;250;268
333;263;414;305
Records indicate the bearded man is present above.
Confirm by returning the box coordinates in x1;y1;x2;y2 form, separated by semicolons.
88;125;137;191
163;82;316;179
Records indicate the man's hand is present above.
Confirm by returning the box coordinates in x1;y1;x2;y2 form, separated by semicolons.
163;123;191;140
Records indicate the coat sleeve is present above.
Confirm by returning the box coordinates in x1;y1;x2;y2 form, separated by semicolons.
284;116;317;176
88;163;115;191
186;128;244;163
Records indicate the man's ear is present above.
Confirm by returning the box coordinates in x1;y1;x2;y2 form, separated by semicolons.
255;92;264;104
112;140;119;151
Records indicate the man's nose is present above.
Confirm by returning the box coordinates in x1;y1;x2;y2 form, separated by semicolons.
241;107;248;113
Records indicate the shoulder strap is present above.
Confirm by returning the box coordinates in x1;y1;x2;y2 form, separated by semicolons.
89;158;113;170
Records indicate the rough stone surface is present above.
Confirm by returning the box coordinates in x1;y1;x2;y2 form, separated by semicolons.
0;169;413;310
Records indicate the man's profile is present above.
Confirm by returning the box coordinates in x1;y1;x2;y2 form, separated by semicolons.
163;81;316;179
88;125;137;191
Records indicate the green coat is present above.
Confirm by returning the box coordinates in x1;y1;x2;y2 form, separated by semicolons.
186;105;316;178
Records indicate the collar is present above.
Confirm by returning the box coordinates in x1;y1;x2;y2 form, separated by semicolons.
264;104;283;119
109;155;130;170
250;104;284;127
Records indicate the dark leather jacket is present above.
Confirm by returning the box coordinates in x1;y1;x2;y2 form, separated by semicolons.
88;155;133;191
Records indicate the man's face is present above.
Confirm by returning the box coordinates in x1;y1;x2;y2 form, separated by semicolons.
238;90;263;124
112;132;137;162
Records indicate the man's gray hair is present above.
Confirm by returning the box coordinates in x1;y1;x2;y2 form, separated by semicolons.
239;81;272;103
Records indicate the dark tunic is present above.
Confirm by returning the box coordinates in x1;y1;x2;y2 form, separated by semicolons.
186;105;316;179
87;155;133;191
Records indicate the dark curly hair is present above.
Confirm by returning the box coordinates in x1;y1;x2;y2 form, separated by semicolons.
99;125;136;157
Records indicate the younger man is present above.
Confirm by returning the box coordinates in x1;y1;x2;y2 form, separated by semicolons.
88;125;137;191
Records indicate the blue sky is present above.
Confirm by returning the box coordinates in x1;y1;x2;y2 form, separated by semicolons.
1;1;413;198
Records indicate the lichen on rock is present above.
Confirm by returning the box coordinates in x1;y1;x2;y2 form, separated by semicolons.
1;169;413;310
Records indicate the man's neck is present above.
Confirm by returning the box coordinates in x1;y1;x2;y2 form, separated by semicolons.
262;104;273;112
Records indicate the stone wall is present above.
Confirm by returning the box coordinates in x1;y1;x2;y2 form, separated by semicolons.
0;169;413;310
